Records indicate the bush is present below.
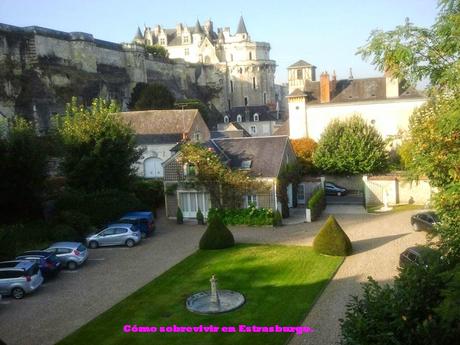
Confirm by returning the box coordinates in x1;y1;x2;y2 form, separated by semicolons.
272;210;283;227
131;179;164;211
47;224;79;242
196;208;204;225
307;188;326;221
207;205;274;226
313;216;352;256
199;216;235;250
176;207;184;224
54;210;93;239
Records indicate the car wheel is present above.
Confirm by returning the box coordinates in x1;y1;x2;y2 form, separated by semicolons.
337;192;342;196
12;287;25;299
413;222;421;231
89;241;98;249
67;261;77;270
126;239;135;248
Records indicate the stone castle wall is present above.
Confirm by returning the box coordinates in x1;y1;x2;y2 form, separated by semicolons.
0;23;226;132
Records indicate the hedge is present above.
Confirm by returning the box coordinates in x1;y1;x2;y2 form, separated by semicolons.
307;188;326;221
207;204;274;226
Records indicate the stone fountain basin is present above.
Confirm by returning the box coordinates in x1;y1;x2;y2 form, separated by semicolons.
186;290;245;314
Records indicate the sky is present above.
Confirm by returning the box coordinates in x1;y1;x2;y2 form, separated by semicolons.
0;0;439;84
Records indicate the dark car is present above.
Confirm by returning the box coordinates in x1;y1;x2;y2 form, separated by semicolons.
118;211;155;239
411;211;439;231
399;246;441;268
16;251;61;277
325;182;348;196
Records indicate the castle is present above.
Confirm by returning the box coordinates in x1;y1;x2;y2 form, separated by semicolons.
133;17;278;111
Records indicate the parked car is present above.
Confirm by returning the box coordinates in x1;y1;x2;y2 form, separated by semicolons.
44;242;88;270
325;182;348;196
16;251;61;277
117;211;155;239
399;246;441;268
0;260;44;299
411;211;439;231
86;224;141;249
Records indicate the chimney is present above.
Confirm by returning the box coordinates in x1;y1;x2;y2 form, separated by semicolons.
176;23;183;35
330;70;337;99
385;69;399;98
320;72;330;103
348;67;354;80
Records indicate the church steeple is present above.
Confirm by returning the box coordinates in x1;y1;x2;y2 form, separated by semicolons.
236;16;248;35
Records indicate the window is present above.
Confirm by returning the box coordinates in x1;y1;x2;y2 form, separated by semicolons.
241;160;252;169
224;115;229;123
230;80;234;93
115;228;128;234
101;228;116;236
249;52;252;60
236;114;242;123
245;195;257;208
239;68;243;74
178;192;210;218
252;77;256;89
183;36;189;44
296;69;303;80
244;97;248;106
184;163;196;177
159;38;166;45
250;125;257;134
227;99;231;110
193;132;201;141
263;93;267;104
253;113;259;122
184;48;189;56
230;54;233;62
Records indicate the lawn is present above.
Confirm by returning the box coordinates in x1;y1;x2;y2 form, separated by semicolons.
58;244;343;345
367;203;426;213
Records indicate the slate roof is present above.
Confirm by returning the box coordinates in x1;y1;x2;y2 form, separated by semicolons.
289;77;424;104
236;16;248;34
116;109;199;144
211;136;290;178
288;60;315;69
224;105;277;123
135;27;143;39
273;121;289;136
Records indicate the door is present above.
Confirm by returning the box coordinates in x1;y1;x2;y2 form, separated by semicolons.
297;184;306;204
144;157;163;178
178;192;210;218
99;228;117;246
287;183;293;208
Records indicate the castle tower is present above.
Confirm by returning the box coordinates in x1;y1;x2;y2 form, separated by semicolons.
133;27;144;45
235;16;249;41
287;60;316;94
287;89;308;139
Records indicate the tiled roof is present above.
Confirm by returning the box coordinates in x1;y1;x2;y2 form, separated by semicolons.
288;60;315;68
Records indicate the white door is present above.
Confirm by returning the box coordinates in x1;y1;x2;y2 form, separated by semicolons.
178;192;210;218
144;157;163;178
287;183;293;208
297;184;306;204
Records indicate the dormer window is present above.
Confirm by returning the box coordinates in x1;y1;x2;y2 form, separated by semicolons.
241;160;252;169
159;38;166;45
224;115;229;123
236;114;242;123
183;35;189;44
253;113;259;122
183;163;196;177
193;132;201;141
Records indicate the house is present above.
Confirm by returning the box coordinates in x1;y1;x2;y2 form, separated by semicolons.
117;109;210;178
217;105;280;136
162;135;296;219
287;60;426;144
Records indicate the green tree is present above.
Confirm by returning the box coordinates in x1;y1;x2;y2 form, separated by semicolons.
179;143;268;208
0;118;48;222
55;97;142;191
144;44;169;59
133;83;175;111
313;115;388;174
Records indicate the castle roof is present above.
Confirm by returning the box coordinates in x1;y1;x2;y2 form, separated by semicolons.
288;60;315;68
194;19;204;34
134;27;143;40
236;16;248;34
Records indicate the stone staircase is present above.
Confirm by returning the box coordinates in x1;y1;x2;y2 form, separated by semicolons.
25;38;38;66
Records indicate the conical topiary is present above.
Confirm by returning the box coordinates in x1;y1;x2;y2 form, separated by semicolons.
196;208;204;225
199;216;235;250
313;215;352;256
176;207;184;224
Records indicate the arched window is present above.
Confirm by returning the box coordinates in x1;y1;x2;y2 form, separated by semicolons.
253;113;259;122
224;115;229;123
236;114;242;123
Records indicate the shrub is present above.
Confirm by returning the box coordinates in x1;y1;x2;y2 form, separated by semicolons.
47;224;79;242
176;207;184;224
272;210;283;227
313;216;352;256
199;216;235;250
207;205;274;226
290;138;318;174
55;210;93;239
307;188;326;221
196;208;204;225
131;179;164;211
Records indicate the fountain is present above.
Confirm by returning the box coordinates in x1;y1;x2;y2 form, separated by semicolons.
186;275;245;314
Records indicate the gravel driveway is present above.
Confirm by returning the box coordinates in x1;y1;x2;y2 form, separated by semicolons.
0;209;426;345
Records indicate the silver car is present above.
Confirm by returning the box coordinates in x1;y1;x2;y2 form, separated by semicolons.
0;261;44;299
86;224;141;249
45;242;89;270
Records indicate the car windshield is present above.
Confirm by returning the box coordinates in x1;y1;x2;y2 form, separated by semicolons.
77;244;87;252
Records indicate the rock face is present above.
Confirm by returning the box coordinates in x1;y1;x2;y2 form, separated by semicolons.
0;23;224;132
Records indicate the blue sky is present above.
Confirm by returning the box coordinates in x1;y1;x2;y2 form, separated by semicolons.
0;0;438;83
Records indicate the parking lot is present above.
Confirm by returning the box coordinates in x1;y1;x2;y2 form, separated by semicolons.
0;215;205;345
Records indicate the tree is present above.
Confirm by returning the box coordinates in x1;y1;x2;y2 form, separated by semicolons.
144;44;169;59
175;98;219;128
313;115;388;174
0;118;48;222
290;138;317;174
132;83;175;111
179;143;269;208
55;97;141;192
357;0;460;93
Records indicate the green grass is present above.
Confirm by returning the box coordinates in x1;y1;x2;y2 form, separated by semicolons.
367;204;426;213
58;244;343;345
